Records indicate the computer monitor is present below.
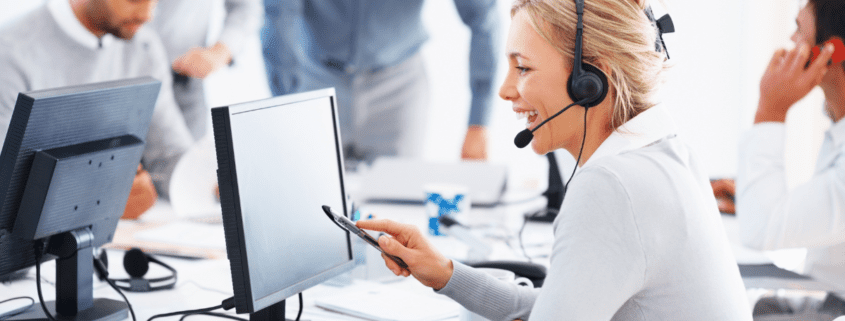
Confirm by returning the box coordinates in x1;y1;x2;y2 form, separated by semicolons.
0;77;161;321
212;88;355;320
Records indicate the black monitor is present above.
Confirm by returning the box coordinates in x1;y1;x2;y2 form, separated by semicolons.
0;77;161;321
212;88;355;320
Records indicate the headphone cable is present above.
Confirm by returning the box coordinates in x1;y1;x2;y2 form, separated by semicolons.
0;296;35;319
519;107;589;261
103;279;136;321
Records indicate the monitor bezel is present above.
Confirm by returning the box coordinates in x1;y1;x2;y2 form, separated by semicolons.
212;88;355;314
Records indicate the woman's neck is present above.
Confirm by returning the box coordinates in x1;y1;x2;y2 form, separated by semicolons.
562;104;614;165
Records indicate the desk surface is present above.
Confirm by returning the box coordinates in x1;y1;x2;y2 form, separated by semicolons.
1;181;827;320
0;196;553;321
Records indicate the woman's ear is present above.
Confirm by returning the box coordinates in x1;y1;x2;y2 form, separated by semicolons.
592;59;613;81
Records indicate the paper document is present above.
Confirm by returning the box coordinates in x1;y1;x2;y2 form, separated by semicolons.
134;221;226;250
315;284;460;321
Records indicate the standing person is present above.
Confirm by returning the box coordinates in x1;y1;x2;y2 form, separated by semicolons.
0;0;195;217
149;0;263;141
356;0;752;319
736;0;845;318
262;0;499;161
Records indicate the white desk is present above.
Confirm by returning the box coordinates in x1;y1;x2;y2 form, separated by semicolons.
0;194;552;321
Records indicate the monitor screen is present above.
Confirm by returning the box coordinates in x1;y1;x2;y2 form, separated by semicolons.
212;88;354;314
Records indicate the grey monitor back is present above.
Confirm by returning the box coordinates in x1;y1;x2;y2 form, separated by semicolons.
212;88;355;314
0;77;159;277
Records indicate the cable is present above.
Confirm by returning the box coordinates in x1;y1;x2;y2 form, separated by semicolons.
178;312;246;321
147;304;223;321
518;107;589;262
0;296;35;320
104;279;136;321
296;293;303;321
33;242;57;321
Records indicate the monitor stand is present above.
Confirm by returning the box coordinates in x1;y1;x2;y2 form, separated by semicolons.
526;153;563;223
250;300;294;321
9;229;128;321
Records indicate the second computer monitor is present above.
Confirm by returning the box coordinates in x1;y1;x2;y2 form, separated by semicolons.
212;88;355;316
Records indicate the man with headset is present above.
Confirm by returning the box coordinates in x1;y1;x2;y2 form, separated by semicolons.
733;0;845;318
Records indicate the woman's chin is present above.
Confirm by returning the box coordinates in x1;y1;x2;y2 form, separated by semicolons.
530;140;550;155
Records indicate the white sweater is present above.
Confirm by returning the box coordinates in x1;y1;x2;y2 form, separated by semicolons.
0;0;193;199
437;107;751;320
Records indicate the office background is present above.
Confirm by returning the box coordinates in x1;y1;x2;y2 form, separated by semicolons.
0;0;829;197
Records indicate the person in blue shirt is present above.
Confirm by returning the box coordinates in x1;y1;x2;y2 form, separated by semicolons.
262;0;499;161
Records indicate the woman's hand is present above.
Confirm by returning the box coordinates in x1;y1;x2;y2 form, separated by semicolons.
356;219;454;290
755;43;834;124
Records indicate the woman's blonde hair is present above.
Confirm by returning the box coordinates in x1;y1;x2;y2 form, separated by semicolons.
512;0;668;129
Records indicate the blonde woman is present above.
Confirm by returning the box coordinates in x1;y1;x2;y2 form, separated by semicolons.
357;0;751;319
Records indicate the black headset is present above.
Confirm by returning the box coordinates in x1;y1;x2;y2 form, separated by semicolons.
568;0;609;109
567;0;673;108
94;248;177;292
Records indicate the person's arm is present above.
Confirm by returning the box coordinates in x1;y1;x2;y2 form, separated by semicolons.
262;0;304;96
0;40;27;149
529;166;646;320
122;165;157;219
355;219;538;321
710;179;736;214
171;0;263;79
144;34;194;200
737;124;845;250
453;0;499;160
737;43;845;250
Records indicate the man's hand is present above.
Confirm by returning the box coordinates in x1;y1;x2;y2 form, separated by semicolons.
356;219;454;290
172;42;232;79
755;43;835;124
123;165;157;220
461;125;488;161
710;179;736;214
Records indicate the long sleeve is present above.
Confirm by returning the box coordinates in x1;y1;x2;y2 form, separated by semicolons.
453;0;499;127
143;34;194;200
737;122;845;250
436;261;539;321
261;0;304;96
219;0;264;61
437;166;647;321
0;44;26;152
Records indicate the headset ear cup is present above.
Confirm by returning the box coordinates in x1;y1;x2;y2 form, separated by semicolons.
123;248;150;278
567;63;609;108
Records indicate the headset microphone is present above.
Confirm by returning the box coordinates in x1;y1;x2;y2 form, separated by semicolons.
513;98;590;149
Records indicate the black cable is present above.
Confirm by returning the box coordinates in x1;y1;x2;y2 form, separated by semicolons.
296;293;303;321
178;312;246;321
33;242;57;321
104;279;136;321
147;304;223;321
518;107;589;261
0;296;35;319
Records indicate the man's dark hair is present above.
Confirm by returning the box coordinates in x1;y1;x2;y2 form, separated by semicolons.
808;0;845;70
